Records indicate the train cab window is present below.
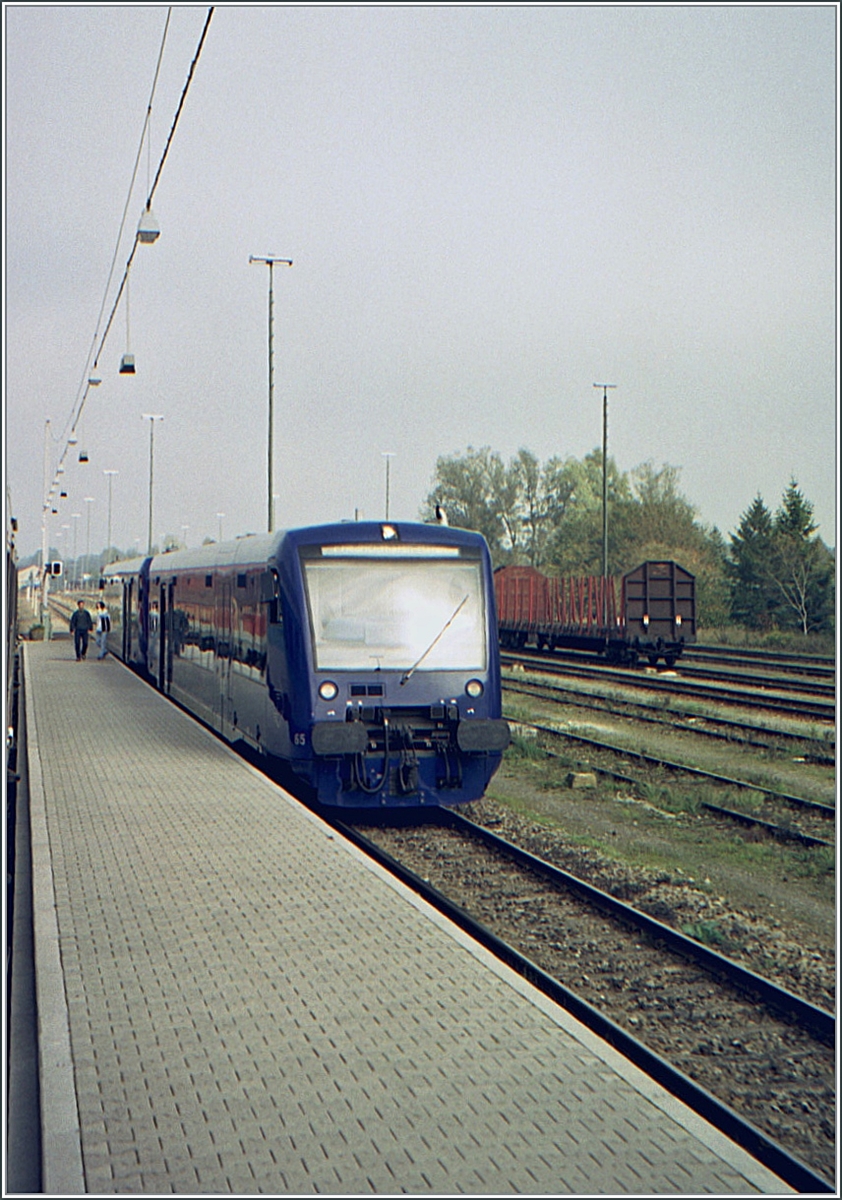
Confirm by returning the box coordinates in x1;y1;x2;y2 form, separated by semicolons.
205;575;213;588
237;573;247;589
302;554;486;671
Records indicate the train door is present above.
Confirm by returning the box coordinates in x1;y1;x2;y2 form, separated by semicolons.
122;579;133;660
165;580;176;694
157;582;167;692
216;576;234;733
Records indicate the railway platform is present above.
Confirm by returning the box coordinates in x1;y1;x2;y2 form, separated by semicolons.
12;637;792;1194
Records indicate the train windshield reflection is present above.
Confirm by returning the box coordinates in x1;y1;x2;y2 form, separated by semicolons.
303;557;486;671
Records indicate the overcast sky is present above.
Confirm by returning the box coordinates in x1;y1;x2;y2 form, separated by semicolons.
4;4;837;562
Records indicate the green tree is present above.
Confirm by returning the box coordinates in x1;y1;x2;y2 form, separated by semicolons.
423;446;510;556
543;449;630;574
727;495;777;629
769;480;835;634
422;445;732;631
512;448;545;567
728;483;835;634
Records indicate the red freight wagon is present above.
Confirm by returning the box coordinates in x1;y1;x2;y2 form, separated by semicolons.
495;561;695;666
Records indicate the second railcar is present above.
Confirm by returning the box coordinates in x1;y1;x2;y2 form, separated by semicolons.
495;560;695;666
104;521;510;808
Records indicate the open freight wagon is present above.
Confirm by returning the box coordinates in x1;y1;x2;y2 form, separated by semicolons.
495;560;696;666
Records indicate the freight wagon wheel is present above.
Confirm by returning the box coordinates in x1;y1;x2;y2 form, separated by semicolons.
664;654;677;668
648;654;659;667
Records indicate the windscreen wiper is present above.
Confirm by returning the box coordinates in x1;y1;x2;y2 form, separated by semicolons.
399;595;469;686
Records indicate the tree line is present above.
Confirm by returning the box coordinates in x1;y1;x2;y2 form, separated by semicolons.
422;446;835;635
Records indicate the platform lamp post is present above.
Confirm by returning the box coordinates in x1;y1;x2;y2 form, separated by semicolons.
103;469;118;568
71;513;81;591
382;452;395;520
249;254;293;532
142;414;164;555
84;497;95;590
216;512;225;543
41;418;52;639
60;525;70;590
593;383;617;626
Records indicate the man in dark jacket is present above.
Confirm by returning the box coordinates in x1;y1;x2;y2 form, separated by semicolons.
69;599;94;660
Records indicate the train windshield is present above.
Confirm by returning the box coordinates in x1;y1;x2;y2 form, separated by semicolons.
302;555;486;672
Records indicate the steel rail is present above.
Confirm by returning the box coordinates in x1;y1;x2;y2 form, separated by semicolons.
520;737;831;848
439;809;834;1040
694;800;832;848
501;654;835;723
332;815;833;1194
687;644;836;672
523;719;836;819
503;678;836;763
675;661;836;697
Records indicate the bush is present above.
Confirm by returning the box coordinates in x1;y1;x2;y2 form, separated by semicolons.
699;625;835;656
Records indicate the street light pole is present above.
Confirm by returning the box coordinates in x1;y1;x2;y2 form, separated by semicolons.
41;418;52;638
71;514;81;590
142;414;164;555
84;497;95;587
382;452;395;520
593;383;617;625
103;469;118;567
249;254;292;532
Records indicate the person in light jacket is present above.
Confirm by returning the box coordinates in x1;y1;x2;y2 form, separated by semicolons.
95;600;111;659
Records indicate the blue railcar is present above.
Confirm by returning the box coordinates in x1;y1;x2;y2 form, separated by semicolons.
104;521;509;808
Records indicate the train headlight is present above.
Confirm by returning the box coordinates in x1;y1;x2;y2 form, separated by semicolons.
318;680;339;701
465;679;484;699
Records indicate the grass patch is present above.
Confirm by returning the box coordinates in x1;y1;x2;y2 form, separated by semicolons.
702;786;766;815
700;625;835;657
787;844;836;880
505;732;549;761
681;918;745;954
636;781;700;816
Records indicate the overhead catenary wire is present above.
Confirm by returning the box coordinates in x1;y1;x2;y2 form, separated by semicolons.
92;7;215;374
58;8;172;453
50;8;214;506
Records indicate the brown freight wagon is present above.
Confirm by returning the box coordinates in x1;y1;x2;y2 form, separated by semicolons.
495;561;695;666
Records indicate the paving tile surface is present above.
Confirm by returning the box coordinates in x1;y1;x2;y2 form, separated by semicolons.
25;641;789;1194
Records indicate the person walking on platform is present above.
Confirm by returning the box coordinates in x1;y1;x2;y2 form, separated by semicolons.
69;598;93;661
95;600;111;659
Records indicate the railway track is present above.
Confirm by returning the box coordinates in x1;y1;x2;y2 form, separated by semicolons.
501;651;836;723
673;659;835;699
335;809;834;1191
686;643;836;676
504;676;835;764
511;718;835;850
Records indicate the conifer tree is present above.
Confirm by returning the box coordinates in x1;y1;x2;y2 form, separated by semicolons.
727;495;776;628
